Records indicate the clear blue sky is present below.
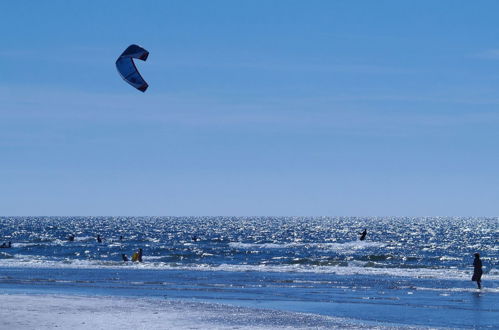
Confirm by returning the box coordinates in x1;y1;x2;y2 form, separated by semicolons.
1;1;499;216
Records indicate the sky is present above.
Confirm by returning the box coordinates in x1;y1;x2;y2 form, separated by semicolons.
1;1;499;216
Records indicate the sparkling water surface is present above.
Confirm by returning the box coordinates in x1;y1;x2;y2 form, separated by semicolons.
0;217;498;328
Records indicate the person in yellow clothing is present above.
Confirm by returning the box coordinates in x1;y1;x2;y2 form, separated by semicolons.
131;248;143;262
131;252;138;262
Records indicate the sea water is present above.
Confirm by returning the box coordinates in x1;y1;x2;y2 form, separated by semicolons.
0;217;497;328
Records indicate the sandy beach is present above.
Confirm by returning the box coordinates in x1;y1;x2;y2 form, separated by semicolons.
0;294;379;330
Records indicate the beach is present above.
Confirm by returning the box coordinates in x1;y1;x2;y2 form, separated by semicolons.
0;294;377;330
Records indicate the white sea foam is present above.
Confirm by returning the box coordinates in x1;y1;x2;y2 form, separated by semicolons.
413;286;499;293
1;254;498;282
11;242;40;248
143;255;165;261
229;242;298;249
107;243;123;248
489;268;499;275
228;241;385;251
74;236;95;242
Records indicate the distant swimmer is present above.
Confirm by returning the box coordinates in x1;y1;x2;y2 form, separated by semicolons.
359;229;367;241
119;235;123;241
192;235;199;242
122;254;129;262
132;248;143;262
68;234;75;242
472;253;483;289
97;235;102;243
0;242;11;248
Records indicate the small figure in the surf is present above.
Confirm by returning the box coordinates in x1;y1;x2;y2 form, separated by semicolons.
359;229;367;241
119;235;124;241
132;248;143;262
96;235;102;243
68;234;75;242
121;253;129;262
472;253;483;289
192;235;199;242
0;241;12;248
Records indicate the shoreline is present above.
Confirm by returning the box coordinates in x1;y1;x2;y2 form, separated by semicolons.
0;293;395;330
1;265;497;329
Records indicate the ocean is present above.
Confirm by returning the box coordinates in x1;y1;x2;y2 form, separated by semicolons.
0;216;497;328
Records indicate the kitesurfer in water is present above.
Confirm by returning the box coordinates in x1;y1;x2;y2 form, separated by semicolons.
97;235;102;243
472;253;483;289
359;229;367;241
68;234;75;242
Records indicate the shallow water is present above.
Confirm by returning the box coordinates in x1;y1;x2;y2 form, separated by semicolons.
0;216;498;328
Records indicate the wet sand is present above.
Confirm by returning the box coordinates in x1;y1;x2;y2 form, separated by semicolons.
0;294;382;330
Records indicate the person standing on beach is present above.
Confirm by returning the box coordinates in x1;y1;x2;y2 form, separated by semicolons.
472;253;483;289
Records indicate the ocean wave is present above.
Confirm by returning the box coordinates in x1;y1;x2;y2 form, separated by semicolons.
1;255;498;282
11;242;41;248
228;241;386;251
412;286;499;294
229;242;298;249
0;252;14;259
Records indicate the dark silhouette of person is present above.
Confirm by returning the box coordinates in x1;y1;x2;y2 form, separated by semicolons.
359;229;367;241
0;242;9;248
119;235;123;241
472;253;483;289
122;254;128;262
68;234;75;242
192;235;199;242
97;235;102;243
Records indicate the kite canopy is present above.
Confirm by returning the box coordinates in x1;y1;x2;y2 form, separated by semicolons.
116;44;149;92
